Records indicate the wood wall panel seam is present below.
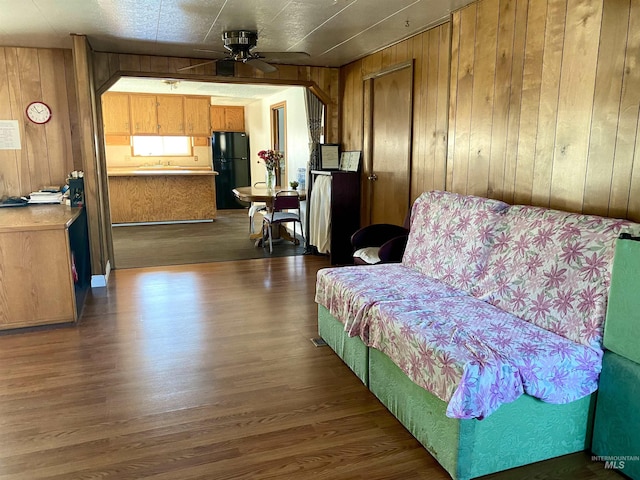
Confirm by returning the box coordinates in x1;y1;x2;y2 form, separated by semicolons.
608;0;640;218
447;12;461;192
583;0;630;216
530;0;567;208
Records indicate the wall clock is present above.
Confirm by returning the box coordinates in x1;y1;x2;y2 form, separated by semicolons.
26;101;52;124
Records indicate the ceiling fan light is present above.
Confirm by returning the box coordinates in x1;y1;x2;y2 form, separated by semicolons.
222;30;258;52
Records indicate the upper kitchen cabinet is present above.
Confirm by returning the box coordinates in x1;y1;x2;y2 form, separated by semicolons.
184;97;211;136
102;92;130;135
103;93;212;136
157;95;185;135
130;94;159;135
210;106;245;132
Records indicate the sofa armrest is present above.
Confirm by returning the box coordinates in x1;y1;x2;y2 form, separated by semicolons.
351;224;409;250
377;235;409;263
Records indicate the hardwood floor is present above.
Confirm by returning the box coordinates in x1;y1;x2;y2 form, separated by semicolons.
111;209;305;269
0;256;623;479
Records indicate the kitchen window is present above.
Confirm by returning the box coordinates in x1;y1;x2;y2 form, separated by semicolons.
132;136;191;156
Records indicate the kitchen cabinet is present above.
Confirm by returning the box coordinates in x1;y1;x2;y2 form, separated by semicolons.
130;94;159;134
157;95;185;135
210;105;245;132
126;94;211;136
184;97;211;136
102;92;130;135
107;168;218;223
0;206;90;330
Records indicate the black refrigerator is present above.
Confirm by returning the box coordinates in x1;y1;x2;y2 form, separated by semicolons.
212;132;251;209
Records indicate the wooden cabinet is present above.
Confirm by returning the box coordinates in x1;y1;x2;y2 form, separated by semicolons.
308;171;361;265
184;97;211;136
130;94;159;134
0;206;91;330
157;95;185;135
210;105;245;132
225;107;245;131
103;93;212;136
102;92;130;135
108;171;218;223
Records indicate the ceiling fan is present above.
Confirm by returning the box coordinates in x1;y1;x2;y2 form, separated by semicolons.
178;30;310;74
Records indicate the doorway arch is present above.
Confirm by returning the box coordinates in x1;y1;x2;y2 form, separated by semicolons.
84;49;339;275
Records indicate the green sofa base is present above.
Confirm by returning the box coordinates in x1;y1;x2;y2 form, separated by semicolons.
592;351;640;479
318;305;368;385
318;307;596;480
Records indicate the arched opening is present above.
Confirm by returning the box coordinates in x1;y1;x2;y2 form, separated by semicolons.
96;75;327;268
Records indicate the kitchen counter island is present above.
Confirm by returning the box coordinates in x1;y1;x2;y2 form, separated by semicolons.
107;167;218;223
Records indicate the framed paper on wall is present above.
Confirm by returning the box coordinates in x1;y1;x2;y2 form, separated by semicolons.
340;151;361;172
320;143;340;170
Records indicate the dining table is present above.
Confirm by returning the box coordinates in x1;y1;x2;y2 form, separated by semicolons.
232;185;307;246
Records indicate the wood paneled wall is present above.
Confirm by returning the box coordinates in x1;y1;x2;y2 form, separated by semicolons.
340;24;452;204
0;47;80;197
448;0;640;221
90;53;340;143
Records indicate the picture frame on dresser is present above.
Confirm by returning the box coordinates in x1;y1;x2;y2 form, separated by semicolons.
340;151;361;172
319;143;340;170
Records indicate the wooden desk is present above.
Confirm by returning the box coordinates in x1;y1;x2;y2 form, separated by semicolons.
232;186;306;245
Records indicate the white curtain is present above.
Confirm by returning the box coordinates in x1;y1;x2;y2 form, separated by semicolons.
309;175;332;254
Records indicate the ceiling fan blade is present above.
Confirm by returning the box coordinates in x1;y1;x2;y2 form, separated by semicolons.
246;58;278;73
258;51;310;61
177;60;218;72
193;48;228;57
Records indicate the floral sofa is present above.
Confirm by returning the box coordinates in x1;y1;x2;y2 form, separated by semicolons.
315;190;638;480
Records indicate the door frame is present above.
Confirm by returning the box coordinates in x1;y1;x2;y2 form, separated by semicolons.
362;60;414;226
270;101;287;187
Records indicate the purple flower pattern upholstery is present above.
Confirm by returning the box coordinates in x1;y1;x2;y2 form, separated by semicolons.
315;191;639;420
315;264;464;340
366;296;603;419
402;191;509;292
471;206;635;350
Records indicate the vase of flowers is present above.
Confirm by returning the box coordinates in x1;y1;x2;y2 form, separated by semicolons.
265;168;276;191
257;149;283;190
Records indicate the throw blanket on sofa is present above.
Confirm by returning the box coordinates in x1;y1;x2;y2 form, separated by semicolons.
316;190;638;420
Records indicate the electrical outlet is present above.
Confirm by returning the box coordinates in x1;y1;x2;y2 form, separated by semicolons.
194;156;198;162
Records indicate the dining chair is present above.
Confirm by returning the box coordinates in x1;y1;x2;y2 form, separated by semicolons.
248;181;268;233
262;190;304;253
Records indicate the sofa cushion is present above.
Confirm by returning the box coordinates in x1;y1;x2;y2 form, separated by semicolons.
471;205;636;350
315;264;465;340
366;296;603;420
402;191;509;292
